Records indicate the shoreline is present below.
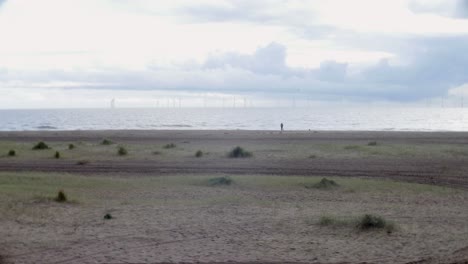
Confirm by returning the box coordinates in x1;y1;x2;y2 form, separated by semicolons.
1;129;468;143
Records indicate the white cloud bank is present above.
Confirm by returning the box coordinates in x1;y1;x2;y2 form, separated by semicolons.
0;0;468;108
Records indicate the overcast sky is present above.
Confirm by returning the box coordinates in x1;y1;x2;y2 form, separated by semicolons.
1;0;468;108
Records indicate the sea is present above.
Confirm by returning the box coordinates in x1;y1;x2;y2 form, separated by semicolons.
1;107;468;131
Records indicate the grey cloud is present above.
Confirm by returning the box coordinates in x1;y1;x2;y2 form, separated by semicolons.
178;0;333;40
203;42;289;75
409;0;468;18
178;0;298;24
317;61;348;82
455;0;468;18
356;35;468;100
179;1;274;23
4;33;468;103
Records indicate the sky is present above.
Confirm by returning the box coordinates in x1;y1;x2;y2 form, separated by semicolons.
1;0;468;108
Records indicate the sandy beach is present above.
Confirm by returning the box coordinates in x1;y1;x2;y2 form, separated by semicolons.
1;130;468;263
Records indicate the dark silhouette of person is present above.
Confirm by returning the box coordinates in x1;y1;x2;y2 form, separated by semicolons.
280;123;284;132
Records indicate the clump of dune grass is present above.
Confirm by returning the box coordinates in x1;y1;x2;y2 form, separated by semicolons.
318;216;351;227
343;145;360;150
228;146;252;158
68;144;75;150
318;216;335;226
32;141;49;150
153;151;162;155
305;178;339;189
164;143;176;149
54;190;67;203
54;151;60;159
308;154;317;159
208;176;233;186
195;150;203;157
118;146;128;156
357;214;394;233
101;139;113;145
317;214;395;233
8;150;16;157
368;141;378;146
104;213;113;220
76;160;90;165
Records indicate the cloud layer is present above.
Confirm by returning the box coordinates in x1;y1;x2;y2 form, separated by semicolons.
1;0;468;108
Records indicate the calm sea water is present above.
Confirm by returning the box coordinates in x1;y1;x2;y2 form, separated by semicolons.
1;107;468;131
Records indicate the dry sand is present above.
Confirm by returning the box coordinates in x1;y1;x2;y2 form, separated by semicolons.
1;174;468;264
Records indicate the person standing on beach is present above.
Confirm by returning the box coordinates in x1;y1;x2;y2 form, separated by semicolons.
280;123;284;132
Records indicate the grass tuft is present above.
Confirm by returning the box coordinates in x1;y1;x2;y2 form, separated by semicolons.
101;139;113;145
228;146;252;158
368;141;378;146
54;151;60;159
357;214;394;232
104;213;113;220
317;215;351;226
32;141;49;150
68;144;75;150
118;146;128;156
153;151;162;155
318;216;335;226
117;147;128;156
318;214;396;233
208;176;233;186
306;178;339;189
164;143;176;149
54;190;67;202
195;150;203;157
8;150;16;157
343;145;360;150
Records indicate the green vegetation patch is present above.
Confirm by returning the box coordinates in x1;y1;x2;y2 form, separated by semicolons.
228;146;252;158
195;150;203;157
32;141;50;150
118;146;128;156
8;150;16;157
358;214;386;230
207;176;233;186
54;190;67;202
318;215;354;227
104;213;113;220
101;139;113;145
305;178;339;190
164;143;176;149
317;214;395;233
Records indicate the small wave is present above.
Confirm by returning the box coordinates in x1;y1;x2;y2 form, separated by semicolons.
160;124;193;128
36;125;58;130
